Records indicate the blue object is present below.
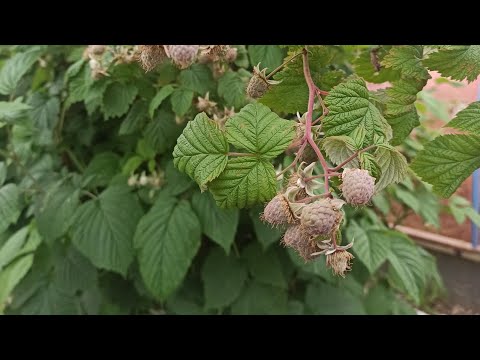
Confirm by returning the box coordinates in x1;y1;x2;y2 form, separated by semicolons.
471;84;480;248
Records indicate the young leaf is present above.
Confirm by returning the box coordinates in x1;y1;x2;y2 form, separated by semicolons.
148;85;174;118
225;103;295;158
423;45;480;82
134;194;201;300
323;77;392;147
374;145;408;193
201;247;247;310
71;186;143;276
445;101;480;135
191;191;239;254
173;112;229;187
102;82;138;119
322;135;359;168
209;157;277;209
411;134;480;198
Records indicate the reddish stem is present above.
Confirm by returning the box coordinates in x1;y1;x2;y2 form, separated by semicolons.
304;172;341;182
328;145;377;172
302;49;331;197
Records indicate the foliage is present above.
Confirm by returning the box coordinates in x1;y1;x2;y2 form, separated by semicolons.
0;44;477;315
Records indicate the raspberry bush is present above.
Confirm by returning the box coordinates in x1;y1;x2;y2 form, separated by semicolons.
0;45;479;314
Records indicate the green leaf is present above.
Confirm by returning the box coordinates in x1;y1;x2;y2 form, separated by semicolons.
0;47;43;95
352;47;401;83
305;282;366;315
171;88;193;117
464;207;480;228
122;156;143;176
385;230;425;305
145;109;183;154
0;162;6;187
249;206;283;250
148;85;174;118
322;135;359;168
287;248;336;283
0;101;31;123
201;247;247;309
372;193;390;216
248;45;285;71
233;45;249;68
82;152;121;188
173;112;228;187
163;160;193;196
323;77;392;147
385;78;426;116
209;157;277;209
364;285;396;315
242;243;287;289
0;255;34;313
134;195;201;300
423;45;480;82
346;221;390;274
387;110;420;146
359;152;381;180
71;186;143;276
28;93;60;146
179;64;215;94
35;184;80;245
394;187;420;213
446;101;480;135
191;191;239;254
218;71;246;109
231;281;287;315
374;145;408;193
0;184;21;234
259;47;337;114
411;134;480;198
102;82;138;119
0;227;29;271
225;103;295;158
381;45;429;80
119;100;148;135
53;246;97;295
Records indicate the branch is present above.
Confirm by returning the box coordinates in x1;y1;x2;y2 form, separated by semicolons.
276;142;307;178
328;145;377;172
302;49;331;196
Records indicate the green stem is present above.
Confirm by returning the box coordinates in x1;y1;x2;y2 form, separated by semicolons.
227;152;256;157
265;52;302;80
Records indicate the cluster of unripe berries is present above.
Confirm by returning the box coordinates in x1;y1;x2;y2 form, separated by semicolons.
137;45;238;73
262;167;376;276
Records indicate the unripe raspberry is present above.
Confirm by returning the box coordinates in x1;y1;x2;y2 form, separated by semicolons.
225;47;238;63
341;168;375;206
246;72;270;99
282;225;317;261
89;45;106;56
326;250;354;277
261;194;295;226
138;45;166;72
300;198;343;237
165;45;199;69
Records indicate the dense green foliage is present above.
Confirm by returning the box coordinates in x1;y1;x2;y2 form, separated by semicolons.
0;45;479;314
